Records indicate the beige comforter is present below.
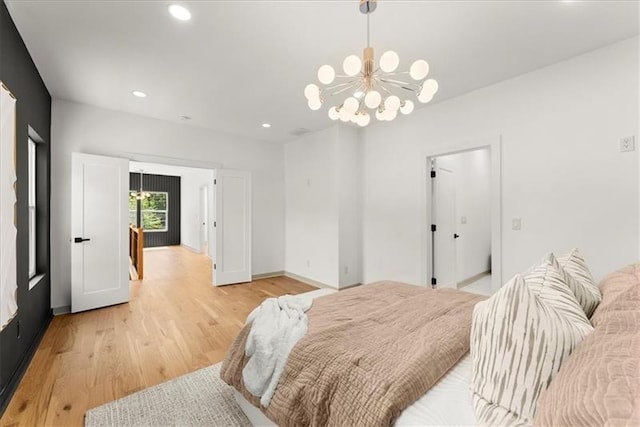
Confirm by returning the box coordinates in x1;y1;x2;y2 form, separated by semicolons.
220;281;485;426
534;263;640;426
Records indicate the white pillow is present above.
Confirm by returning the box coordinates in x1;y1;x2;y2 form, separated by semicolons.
526;253;596;325
470;274;593;425
556;248;601;317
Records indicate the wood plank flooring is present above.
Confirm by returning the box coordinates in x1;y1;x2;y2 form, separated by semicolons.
1;246;313;426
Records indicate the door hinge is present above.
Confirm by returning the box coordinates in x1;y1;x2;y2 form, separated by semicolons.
214;179;217;185
430;170;436;178
431;224;436;232
431;277;437;286
214;263;217;270
214;221;216;227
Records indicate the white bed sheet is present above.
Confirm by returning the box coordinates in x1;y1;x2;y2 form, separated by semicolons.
233;354;477;426
395;354;477;426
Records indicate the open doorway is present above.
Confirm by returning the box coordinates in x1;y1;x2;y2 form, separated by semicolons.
127;161;252;287
425;136;502;295
71;152;252;313
127;161;216;285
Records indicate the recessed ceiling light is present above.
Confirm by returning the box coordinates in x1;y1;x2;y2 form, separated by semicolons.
179;115;191;121
168;4;191;21
132;90;147;98
262;123;272;128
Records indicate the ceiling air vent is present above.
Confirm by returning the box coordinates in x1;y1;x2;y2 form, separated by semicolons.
290;128;311;137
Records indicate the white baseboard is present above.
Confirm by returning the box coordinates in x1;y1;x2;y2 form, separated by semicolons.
180;244;202;254
52;305;70;316
340;281;362;290
457;270;491;288
283;272;339;290
251;271;285;280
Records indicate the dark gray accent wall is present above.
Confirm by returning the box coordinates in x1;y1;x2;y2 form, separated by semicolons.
129;173;181;247
0;0;52;415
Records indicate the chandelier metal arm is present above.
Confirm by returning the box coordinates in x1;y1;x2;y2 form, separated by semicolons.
328;82;361;97
379;71;410;77
323;79;360;91
378;78;421;91
377;77;413;87
377;82;395;97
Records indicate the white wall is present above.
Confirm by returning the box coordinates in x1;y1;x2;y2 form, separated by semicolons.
129;161;214;254
181;169;214;253
51;100;284;310
284;125;363;288
284;127;340;286
363;37;639;286
436;148;491;281
337;126;363;288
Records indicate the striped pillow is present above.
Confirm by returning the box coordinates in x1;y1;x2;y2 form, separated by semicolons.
525;253;595;326
471;274;593;426
556;248;601;317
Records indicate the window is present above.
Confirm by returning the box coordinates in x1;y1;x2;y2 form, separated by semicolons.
140;192;168;232
28;138;36;279
129;193;137;226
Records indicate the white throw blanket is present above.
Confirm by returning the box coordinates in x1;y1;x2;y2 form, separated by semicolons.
242;290;333;407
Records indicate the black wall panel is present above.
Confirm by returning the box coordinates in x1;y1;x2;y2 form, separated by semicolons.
0;1;52;415
129;173;181;247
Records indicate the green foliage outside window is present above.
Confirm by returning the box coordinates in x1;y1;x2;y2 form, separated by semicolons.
129;192;168;231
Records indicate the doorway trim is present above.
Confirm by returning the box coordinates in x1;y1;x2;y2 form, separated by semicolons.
422;135;502;294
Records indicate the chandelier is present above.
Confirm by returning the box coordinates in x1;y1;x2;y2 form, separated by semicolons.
130;171;151;200
304;0;439;127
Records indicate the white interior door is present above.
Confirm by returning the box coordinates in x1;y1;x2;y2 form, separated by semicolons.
433;167;458;288
213;170;251;286
71;153;129;313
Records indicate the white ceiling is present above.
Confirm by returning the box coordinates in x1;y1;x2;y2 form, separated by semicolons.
5;0;639;143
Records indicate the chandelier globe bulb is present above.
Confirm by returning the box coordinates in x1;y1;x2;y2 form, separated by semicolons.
380;50;400;73
409;60;429;81
318;65;336;85
328;106;340;120
364;90;382;109
343;55;362;77
400;100;414;115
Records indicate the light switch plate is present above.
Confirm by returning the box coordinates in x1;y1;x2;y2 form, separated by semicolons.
461;216;467;224
512;218;522;231
620;136;635;152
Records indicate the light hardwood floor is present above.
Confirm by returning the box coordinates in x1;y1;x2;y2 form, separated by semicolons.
1;246;313;426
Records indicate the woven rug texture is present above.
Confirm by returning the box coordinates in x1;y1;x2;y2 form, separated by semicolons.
85;363;252;427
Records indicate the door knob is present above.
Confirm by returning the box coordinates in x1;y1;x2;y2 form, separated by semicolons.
453;233;460;239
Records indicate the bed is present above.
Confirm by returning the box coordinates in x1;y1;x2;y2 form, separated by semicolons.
233;353;478;426
221;252;640;426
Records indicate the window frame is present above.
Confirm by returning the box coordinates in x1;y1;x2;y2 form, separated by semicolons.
140;191;169;233
28;137;37;279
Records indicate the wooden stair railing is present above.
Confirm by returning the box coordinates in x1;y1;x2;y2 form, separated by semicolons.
129;226;144;280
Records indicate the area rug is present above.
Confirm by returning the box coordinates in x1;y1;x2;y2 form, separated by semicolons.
85;363;252;426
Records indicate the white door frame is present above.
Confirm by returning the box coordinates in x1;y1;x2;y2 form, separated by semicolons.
422;135;502;294
200;185;209;256
431;164;458;288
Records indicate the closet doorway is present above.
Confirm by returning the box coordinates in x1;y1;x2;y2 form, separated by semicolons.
425;136;502;295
